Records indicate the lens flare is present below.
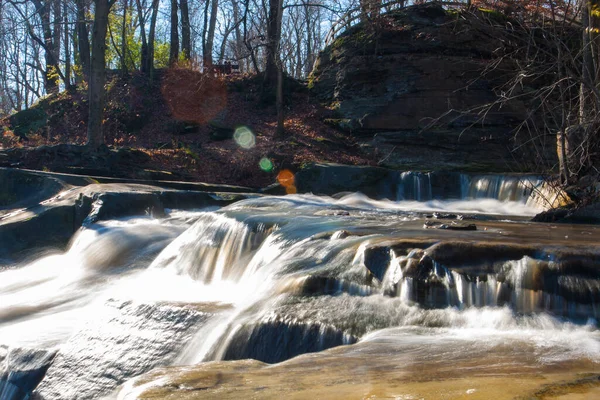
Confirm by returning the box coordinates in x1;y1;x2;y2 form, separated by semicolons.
277;169;296;194
234;127;255;149
259;158;274;172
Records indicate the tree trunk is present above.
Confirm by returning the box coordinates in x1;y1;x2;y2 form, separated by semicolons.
169;0;179;65
202;0;210;67
264;0;283;89
304;2;313;77
34;0;59;93
218;23;233;63
180;0;191;60
87;0;114;149
232;0;243;70
276;63;284;136
148;0;159;78
205;0;219;67
275;0;284;133
120;0;128;74
76;0;91;80
64;1;72;90
52;0;62;74
134;0;148;73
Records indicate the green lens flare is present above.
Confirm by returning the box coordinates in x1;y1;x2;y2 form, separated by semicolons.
259;157;274;172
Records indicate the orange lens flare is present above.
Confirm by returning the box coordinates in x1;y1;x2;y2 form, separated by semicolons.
277;170;296;194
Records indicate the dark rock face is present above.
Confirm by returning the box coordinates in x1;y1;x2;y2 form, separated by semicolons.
222;319;355;364
295;163;396;198
310;4;556;172
533;202;600;224
0;169;72;213
0;169;258;261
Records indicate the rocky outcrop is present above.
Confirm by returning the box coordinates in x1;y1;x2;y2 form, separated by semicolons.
310;4;556;172
0;145;189;181
295;163;397;198
0;169;258;261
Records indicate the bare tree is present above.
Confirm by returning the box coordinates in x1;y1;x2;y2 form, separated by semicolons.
76;0;92;80
87;0;117;149
169;0;179;64
181;0;191;59
205;0;219;66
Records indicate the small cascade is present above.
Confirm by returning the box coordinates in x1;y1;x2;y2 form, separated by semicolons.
383;250;600;319
150;213;273;283
463;175;542;202
220;314;356;364
397;172;433;201
394;171;544;204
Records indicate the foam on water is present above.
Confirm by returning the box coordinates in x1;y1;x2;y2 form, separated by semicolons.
225;193;542;216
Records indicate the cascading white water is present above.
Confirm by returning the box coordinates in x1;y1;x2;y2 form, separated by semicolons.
463;175;542;202
395;171;543;205
0;193;598;400
381;251;600;319
397;171;433;201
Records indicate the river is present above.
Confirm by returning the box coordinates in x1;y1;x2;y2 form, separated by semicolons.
1;175;599;399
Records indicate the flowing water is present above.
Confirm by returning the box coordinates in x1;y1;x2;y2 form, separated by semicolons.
1;175;599;399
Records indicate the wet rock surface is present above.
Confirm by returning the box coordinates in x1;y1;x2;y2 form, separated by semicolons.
0;169;259;260
116;334;600;400
34;300;212;400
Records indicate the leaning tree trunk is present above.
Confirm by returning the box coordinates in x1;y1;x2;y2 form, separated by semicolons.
87;0;113;149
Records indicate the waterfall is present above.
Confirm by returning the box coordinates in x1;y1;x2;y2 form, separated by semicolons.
463;175;542;202
382;250;600;319
397;172;433;201
0;194;598;400
149;213;273;283
394;171;543;204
